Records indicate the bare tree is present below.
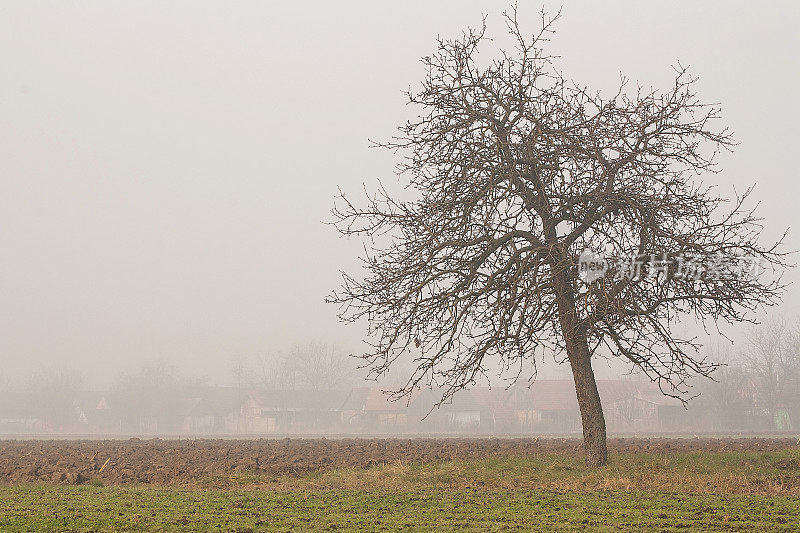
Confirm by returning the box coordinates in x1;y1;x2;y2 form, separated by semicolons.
697;350;754;431
228;354;252;390
251;351;283;389
743;318;800;429
228;352;285;389
245;344;360;390
283;343;358;390
114;359;181;391
329;8;787;465
27;367;86;431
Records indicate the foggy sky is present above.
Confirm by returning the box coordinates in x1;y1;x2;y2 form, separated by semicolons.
1;1;798;388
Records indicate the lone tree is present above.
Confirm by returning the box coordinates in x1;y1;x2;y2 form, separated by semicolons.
329;9;786;466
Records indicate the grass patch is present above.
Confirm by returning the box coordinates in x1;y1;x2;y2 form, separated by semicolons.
0;485;799;532
199;448;800;495
1;449;799;531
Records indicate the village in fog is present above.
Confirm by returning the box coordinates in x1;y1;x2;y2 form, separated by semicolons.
0;378;792;438
3;318;798;437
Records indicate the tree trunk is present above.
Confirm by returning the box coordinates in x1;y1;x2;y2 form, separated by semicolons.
567;339;608;467
551;262;608;467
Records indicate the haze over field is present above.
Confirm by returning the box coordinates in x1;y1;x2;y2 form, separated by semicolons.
1;1;799;390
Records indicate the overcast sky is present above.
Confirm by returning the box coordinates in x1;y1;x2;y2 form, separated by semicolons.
1;1;798;387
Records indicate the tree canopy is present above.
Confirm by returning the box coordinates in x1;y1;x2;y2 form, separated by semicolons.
329;8;787;465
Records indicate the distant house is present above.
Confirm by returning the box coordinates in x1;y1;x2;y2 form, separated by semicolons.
244;389;351;434
604;386;686;432
0;392;45;434
340;388;415;432
340;387;501;433
82;394;124;434
0;376;779;437
413;388;499;433
504;381;581;433
105;387;207;435
502;379;661;434
338;387;372;428
184;388;247;434
439;388;492;430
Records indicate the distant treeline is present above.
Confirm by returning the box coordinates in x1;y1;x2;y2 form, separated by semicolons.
2;321;798;435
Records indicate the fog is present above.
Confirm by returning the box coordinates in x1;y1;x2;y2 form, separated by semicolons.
1;1;799;435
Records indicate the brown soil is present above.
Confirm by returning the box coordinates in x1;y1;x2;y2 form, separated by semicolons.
0;437;796;485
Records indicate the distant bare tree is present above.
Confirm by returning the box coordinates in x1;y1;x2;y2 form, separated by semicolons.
27;368;86;431
698;358;753;430
228;354;252;390
114;359;181;391
242;344;360;390
743;318;800;429
283;343;357;390
329;8;787;465
251;351;283;389
0;373;11;392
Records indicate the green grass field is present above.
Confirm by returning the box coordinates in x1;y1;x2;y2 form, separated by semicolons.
1;449;799;531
